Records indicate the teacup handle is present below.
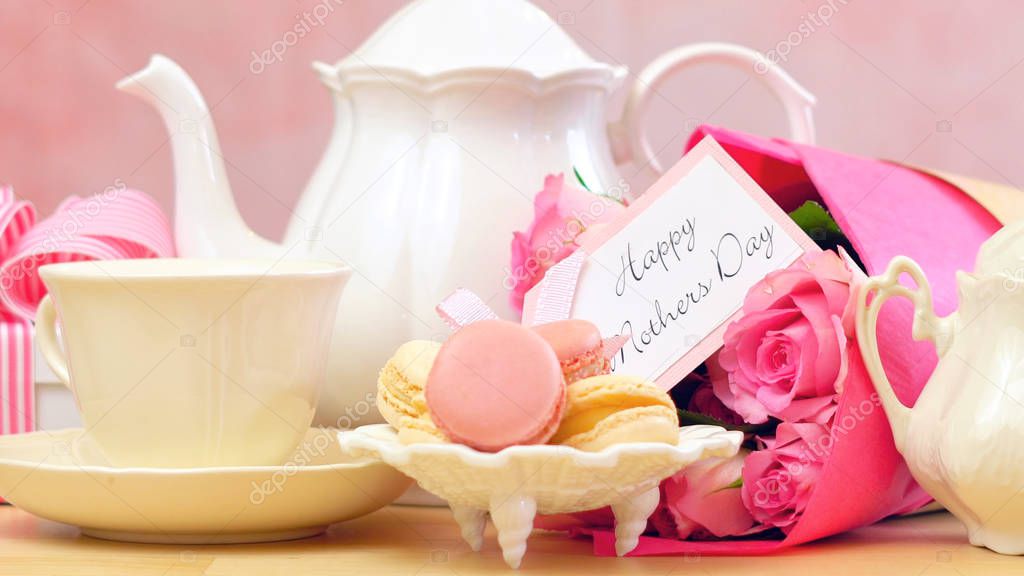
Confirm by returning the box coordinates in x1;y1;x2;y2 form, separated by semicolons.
34;295;71;387
855;256;954;447
610;42;817;175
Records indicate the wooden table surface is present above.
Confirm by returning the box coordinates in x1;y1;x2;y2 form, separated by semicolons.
0;505;1020;575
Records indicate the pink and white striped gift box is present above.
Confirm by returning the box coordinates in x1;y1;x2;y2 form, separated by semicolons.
0;320;33;437
0;317;32;504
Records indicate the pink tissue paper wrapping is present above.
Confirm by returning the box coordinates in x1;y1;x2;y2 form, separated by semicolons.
568;126;1003;555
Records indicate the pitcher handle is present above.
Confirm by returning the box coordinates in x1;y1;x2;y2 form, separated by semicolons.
34;295;72;387
855;256;954;447
610;42;816;175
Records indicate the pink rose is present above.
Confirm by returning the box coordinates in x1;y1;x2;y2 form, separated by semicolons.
713;250;854;424
655;451;756;539
508;174;624;315
687;379;744;426
741;422;831;531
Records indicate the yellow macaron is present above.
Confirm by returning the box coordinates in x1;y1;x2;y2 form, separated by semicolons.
394;414;448;445
550;374;679;451
376;340;447;443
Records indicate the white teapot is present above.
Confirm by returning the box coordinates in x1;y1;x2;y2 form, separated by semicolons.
857;225;1024;554
116;0;816;425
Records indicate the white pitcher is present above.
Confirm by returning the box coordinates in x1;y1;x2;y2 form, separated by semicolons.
117;0;816;425
857;229;1024;554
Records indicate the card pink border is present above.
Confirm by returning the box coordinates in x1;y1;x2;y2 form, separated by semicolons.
523;135;820;390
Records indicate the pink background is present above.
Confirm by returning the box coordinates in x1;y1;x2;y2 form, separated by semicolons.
1;0;1020;240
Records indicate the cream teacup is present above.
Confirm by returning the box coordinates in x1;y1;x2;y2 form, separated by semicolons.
35;259;351;468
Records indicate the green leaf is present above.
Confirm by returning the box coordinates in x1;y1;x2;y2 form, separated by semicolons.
711;477;743;494
788;200;842;238
787;200;866;271
572;165;629;206
676;409;773;434
573;166;592;192
677;409;731;427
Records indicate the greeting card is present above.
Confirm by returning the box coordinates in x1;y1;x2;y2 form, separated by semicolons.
522;136;818;390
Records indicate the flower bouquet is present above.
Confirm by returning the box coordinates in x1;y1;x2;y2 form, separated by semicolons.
511;126;1006;553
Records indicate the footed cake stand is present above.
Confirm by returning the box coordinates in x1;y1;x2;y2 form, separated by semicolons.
339;424;741;569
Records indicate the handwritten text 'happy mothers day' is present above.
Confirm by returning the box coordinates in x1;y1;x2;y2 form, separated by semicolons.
612;215;777;365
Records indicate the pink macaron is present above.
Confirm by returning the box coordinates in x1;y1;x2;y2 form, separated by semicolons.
426;319;566;452
532;319;610;384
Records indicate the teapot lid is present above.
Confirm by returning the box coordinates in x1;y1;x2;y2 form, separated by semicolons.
332;0;619;79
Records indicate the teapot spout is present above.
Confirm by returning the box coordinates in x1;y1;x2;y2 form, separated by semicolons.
117;54;281;258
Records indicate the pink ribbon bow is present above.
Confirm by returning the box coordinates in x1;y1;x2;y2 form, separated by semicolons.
0;185;176;320
435;281;629;361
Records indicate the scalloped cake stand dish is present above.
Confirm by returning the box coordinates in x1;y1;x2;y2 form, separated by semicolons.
339;424;741;568
0;428;411;544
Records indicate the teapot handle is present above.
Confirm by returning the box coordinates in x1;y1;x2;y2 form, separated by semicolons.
610;42;816;175
855;256;955;447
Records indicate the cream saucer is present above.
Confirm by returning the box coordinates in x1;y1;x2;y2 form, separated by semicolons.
0;428;411;544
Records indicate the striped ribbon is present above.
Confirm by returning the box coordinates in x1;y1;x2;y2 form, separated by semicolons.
0;185;174;440
435;288;499;330
528;248;629;360
530;249;587;326
436;248;628;360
